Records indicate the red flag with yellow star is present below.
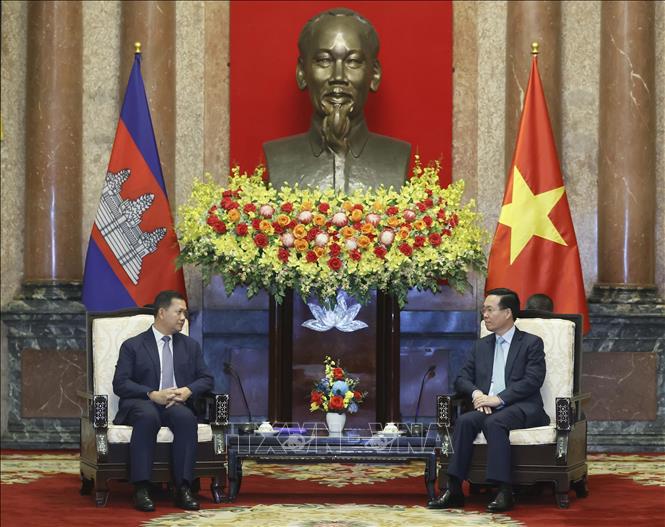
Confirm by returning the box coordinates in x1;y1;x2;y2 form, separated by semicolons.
485;54;590;333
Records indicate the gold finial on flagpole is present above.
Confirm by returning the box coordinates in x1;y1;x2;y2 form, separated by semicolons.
531;42;539;56
134;41;142;54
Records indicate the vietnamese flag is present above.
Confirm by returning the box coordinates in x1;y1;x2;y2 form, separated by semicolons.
485;53;590;333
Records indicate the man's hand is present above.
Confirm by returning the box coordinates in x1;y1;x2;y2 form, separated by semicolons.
167;387;192;408
471;390;492;414
474;394;503;409
148;388;177;406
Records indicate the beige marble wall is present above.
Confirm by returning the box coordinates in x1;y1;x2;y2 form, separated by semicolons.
0;0;27;436
560;1;600;295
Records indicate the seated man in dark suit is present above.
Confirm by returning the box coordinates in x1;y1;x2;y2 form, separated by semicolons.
112;290;214;512
428;288;549;512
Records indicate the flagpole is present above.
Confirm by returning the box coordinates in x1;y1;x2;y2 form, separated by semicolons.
531;41;539;56
134;41;141;55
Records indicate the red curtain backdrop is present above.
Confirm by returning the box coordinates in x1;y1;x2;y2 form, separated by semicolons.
229;0;453;186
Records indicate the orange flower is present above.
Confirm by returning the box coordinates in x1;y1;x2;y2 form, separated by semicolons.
342;201;353;212
387;216;401;228
372;201;384;212
399;227;410;240
227;209;240;222
350;209;363;222
259;219;272;231
341;226;355;239
301;200;313;211
314;214;327;226
414;219;426;231
358;235;371;248
313;246;326;257
294;239;309;252
293;224;307;239
361;223;375;234
277;214;291;227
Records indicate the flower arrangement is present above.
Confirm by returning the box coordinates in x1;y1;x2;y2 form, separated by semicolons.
176;157;487;307
309;356;365;414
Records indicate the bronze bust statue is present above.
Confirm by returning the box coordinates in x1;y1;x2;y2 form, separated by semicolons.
263;8;411;192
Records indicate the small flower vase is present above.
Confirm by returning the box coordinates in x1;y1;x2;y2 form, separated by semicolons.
326;412;346;437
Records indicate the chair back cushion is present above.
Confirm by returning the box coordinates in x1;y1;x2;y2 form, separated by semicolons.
480;317;575;422
91;314;189;421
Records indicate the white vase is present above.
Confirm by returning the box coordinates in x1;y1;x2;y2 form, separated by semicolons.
326;412;346;437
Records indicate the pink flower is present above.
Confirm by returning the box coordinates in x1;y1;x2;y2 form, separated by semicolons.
281;232;295;248
345;238;358;251
332;212;348;227
298;210;313;224
379;229;395;246
403;209;416;222
366;213;381;226
259;204;274;218
315;232;329;247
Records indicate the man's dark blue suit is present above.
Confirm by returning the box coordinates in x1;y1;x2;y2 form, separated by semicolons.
448;327;549;484
112;328;214;486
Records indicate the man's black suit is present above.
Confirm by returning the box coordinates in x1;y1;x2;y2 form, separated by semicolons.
448;327;549;484
112;328;214;486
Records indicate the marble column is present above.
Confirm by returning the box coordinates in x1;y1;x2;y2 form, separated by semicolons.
1;1;86;448
596;1;656;293
121;1;176;209
505;1;561;177
584;1;664;453
24;1;83;283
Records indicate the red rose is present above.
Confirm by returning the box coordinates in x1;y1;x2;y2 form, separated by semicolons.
306;250;318;263
429;232;442;246
311;391;323;404
208;205;218;214
252;218;262;230
253;233;269;248
206;215;227;234
243;203;256;214
386;205;399;216
450;213;459;227
278;248;289;263
333;367;345;380
318;202;330;214
424;198;434;208
329;395;345;411
328;257;343;271
349;249;361;261
437;208;447;221
272;223;284;234
307;228;320;242
353;390;363;401
399;243;413;257
374;246;387;259
352;203;364;211
222;190;232;197
423;215;433;227
414;235;426;248
236;223;248;236
288;220;298;229
416;202;426;212
443;228;452;237
352;222;362;231
221;196;234;210
281;202;293;213
329;243;341;256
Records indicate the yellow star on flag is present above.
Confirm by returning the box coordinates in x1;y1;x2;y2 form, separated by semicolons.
499;166;567;264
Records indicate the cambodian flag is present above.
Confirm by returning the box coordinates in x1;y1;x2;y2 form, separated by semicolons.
82;52;186;311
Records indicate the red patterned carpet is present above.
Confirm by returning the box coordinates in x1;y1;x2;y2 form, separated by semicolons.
1;451;664;526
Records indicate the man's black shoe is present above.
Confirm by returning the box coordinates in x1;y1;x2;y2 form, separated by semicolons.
174;485;200;511
427;489;465;509
487;489;515;512
133;486;155;512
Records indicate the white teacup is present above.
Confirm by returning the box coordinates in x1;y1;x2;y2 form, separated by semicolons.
383;422;398;434
258;421;273;433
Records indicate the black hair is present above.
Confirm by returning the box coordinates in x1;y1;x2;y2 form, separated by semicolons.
525;293;554;312
153;290;186;317
486;288;520;321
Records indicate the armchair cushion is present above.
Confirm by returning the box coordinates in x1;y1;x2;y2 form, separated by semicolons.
107;423;213;443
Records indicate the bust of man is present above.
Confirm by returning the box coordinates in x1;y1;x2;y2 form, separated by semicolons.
263;8;411;193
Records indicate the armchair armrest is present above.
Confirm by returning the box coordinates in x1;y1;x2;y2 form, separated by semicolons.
77;390;109;429
194;393;230;455
436;394;466;428
555;393;591;431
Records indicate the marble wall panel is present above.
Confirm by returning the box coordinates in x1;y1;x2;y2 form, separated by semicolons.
582;351;657;421
81;1;121;273
175;1;206;311
560;1;600;295
21;348;86;418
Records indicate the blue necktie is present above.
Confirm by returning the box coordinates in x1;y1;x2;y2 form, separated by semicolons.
161;335;174;389
490;336;506;396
